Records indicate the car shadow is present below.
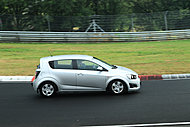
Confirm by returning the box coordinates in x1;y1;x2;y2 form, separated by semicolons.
33;91;141;100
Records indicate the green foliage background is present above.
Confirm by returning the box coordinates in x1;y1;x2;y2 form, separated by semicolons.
1;0;190;16
0;0;190;31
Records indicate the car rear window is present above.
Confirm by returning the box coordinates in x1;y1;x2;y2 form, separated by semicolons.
49;60;73;69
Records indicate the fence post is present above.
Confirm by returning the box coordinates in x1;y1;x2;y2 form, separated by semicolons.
131;13;135;32
46;15;51;32
0;18;2;30
164;11;168;31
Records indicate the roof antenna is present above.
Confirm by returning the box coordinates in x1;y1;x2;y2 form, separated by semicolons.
48;49;53;57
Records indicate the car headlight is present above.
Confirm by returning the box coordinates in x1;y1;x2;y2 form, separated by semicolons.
127;74;137;79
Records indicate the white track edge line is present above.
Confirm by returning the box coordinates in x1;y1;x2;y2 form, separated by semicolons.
84;122;190;127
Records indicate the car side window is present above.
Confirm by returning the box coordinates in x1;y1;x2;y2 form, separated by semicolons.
49;60;73;69
77;60;99;71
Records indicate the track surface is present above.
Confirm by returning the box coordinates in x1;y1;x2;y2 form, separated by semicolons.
0;80;190;127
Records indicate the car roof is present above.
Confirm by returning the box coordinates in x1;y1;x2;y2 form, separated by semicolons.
41;55;93;61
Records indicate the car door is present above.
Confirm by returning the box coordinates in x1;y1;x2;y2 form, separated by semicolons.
75;59;107;90
49;59;77;90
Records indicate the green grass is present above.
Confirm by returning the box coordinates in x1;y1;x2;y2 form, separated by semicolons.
0;40;190;76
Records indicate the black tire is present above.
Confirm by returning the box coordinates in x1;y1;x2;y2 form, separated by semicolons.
108;80;127;95
39;82;56;97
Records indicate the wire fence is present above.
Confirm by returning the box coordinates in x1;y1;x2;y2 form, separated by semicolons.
0;10;190;32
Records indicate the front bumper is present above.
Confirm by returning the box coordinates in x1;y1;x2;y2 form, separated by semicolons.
129;81;142;87
128;78;141;91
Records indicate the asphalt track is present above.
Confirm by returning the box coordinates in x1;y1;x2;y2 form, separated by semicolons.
0;80;190;127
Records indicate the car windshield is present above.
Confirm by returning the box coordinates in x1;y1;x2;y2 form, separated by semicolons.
93;57;117;69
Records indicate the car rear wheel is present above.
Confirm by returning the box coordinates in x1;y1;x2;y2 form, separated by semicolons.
108;80;127;95
40;83;56;97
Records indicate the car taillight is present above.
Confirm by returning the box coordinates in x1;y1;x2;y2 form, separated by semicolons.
35;71;40;79
31;76;35;82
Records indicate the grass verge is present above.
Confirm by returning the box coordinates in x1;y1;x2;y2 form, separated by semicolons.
0;40;190;76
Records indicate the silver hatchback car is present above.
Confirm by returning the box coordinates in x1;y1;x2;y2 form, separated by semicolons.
32;55;141;97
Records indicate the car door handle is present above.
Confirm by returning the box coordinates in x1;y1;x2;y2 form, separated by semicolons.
77;73;83;76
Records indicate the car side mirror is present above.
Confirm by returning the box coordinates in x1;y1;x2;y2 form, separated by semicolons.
97;66;104;71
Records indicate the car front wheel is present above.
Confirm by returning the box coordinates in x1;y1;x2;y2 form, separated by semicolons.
108;80;127;95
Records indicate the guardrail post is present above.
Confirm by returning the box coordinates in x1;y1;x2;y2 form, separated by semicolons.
15;32;20;42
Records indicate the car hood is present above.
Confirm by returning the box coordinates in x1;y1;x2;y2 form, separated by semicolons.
114;65;138;75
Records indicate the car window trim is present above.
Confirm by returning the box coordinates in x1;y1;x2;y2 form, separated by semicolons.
49;59;108;71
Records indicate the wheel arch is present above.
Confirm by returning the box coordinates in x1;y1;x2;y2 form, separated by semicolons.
106;77;129;91
36;78;59;93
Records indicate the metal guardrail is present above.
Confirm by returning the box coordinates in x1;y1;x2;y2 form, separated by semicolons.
0;29;190;43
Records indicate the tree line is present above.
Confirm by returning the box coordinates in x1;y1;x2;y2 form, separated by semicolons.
0;0;190;16
0;0;190;31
